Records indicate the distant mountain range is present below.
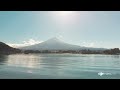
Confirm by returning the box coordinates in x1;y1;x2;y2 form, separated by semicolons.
0;42;21;54
0;37;108;55
20;37;107;51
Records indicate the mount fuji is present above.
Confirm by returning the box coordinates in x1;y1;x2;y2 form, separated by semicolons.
20;37;106;51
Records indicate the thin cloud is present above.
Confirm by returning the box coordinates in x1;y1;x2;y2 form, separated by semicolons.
81;41;104;48
81;42;96;47
57;35;63;39
23;39;42;46
8;39;43;48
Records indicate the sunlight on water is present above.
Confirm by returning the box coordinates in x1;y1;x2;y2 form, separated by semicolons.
0;54;120;79
6;54;43;68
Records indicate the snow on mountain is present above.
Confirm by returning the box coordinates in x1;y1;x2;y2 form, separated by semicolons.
20;37;106;51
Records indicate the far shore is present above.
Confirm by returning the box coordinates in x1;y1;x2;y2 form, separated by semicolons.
0;53;120;55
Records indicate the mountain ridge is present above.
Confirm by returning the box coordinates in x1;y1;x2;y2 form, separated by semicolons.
0;42;21;54
20;37;107;51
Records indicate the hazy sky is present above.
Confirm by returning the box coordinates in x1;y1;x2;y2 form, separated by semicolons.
0;11;120;48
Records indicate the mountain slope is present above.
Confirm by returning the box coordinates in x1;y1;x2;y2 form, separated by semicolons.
0;42;21;54
20;37;106;51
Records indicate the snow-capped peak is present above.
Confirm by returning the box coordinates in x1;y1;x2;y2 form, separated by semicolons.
20;37;106;51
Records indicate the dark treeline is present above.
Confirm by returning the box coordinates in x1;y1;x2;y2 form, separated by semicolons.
23;48;120;55
23;50;103;54
0;41;120;55
0;42;21;55
103;48;120;55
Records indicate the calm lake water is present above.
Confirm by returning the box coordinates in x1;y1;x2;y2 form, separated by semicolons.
0;54;120;79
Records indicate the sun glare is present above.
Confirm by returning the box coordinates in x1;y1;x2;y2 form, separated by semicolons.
50;11;78;24
56;11;74;16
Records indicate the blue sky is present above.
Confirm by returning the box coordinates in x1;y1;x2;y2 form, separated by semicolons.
0;11;120;48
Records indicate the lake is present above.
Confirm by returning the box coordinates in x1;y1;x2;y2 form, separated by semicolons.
0;54;120;79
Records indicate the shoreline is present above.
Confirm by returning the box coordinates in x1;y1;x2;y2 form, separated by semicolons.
0;53;120;55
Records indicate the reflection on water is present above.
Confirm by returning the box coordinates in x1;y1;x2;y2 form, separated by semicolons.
0;55;8;65
6;54;43;68
0;54;120;79
112;55;120;59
